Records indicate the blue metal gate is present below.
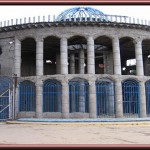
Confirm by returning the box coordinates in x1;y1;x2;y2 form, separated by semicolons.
43;79;62;112
19;80;36;111
96;79;115;118
122;79;140;118
145;80;150;117
0;76;13;120
69;78;89;113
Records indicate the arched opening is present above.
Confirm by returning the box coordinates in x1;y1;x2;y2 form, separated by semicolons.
44;36;60;75
96;79;115;118
69;78;89;113
122;79;140;118
95;36;113;74
145;80;150;117
68;36;87;74
19;80;36;112
21;38;36;77
120;37;136;75
142;39;150;76
43;79;62;112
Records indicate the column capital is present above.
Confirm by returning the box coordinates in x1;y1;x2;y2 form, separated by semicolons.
87;36;94;42
134;37;142;45
35;37;43;43
112;36;119;40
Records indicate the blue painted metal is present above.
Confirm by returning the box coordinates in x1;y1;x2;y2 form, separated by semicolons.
69;79;89;113
122;79;140;118
96;79;115;118
19;80;36;112
43;80;62;112
56;7;109;22
145;80;150;117
0;76;12;120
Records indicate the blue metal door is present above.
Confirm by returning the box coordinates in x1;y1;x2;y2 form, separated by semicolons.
122;79;140;118
69;79;89;113
0;76;12;120
43;80;62;112
145;80;150;117
19;80;36;112
96;79;115;118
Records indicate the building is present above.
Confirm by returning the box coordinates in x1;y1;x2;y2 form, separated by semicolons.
0;6;150;120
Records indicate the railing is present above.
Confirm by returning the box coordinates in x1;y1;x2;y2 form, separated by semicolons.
0;14;150;28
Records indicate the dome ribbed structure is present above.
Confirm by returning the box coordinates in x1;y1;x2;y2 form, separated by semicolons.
56;7;107;22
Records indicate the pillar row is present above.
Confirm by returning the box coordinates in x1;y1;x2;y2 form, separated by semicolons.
14;38;21;77
36;39;43;76
87;36;95;74
112;37;121;75
135;40;144;76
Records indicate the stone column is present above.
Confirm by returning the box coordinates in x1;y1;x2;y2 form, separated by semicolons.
79;49;85;74
89;80;96;118
14;38;21;77
36;38;43;76
135;39;144;76
56;53;61;74
108;82;115;116
36;81;43;118
70;53;75;74
79;81;86;112
112;37;121;75
115;78;123;118
60;37;68;74
87;36;95;74
139;81;146;118
61;81;69;118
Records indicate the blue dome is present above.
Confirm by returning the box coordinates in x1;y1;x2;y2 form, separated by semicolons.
56;7;107;22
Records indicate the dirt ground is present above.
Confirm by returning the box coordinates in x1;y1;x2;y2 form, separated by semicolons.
0;122;150;145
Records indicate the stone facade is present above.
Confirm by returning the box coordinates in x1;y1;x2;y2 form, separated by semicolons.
0;22;150;119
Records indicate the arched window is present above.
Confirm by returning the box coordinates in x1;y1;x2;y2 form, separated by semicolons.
122;79;140;118
19;80;36;111
43;79;62;112
69;78;89;113
96;79;115;118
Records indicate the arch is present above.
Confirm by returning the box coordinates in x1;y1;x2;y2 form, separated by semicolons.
69;78;89;113
43;79;62;112
96;78;115;118
68;36;87;74
21;38;36;77
145;80;150;117
19;80;36;112
119;37;136;75
142;39;150;76
122;79;140;118
44;36;60;75
94;36;113;75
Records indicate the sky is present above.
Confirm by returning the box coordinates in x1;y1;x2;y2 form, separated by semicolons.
0;5;150;22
